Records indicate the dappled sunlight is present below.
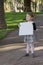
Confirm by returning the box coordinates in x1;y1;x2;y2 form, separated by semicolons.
36;29;42;31
20;46;43;52
35;46;43;51
7;24;18;26
6;28;17;31
36;28;43;32
0;43;25;52
7;28;15;30
6;20;23;24
36;29;40;31
0;43;43;52
39;26;43;28
5;36;18;39
39;39;43;41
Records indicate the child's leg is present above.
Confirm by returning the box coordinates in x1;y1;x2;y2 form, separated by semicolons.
26;43;30;54
25;36;30;56
30;42;34;54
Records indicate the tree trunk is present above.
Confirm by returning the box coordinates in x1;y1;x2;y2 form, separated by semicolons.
24;0;32;12
0;0;7;29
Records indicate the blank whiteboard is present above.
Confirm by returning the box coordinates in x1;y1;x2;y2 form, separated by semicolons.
19;22;33;36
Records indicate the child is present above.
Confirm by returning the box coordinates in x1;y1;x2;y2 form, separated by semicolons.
24;12;36;57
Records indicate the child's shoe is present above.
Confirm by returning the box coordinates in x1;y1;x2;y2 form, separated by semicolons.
25;53;29;57
32;53;35;58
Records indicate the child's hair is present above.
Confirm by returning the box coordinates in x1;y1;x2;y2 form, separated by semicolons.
26;12;34;21
23;12;34;21
27;12;34;17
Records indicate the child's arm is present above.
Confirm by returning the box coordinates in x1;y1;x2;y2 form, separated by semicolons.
32;22;36;30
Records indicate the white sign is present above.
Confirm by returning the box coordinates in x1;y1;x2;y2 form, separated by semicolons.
19;22;33;36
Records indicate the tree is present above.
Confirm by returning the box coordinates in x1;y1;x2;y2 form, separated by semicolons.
24;0;32;12
0;0;7;29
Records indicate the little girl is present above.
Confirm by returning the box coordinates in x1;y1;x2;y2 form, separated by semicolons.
24;12;36;57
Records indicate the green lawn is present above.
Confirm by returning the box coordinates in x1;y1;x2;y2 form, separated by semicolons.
0;29;7;39
5;12;26;29
0;12;26;39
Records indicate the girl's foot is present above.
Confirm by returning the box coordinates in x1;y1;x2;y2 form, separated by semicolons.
25;53;29;56
32;53;35;58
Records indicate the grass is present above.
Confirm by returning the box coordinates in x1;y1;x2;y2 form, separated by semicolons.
5;12;26;29
0;12;26;39
0;29;7;39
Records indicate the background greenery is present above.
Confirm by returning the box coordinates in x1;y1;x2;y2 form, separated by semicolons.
0;12;26;39
0;12;43;39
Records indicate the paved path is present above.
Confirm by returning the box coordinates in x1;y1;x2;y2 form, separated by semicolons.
0;14;43;65
0;42;43;65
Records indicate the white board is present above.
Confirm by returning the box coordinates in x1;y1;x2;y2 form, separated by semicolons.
19;22;33;36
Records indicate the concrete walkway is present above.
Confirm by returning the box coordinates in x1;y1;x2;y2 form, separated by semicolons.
0;42;43;65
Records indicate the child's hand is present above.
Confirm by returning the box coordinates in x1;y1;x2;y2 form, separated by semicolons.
18;24;21;27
